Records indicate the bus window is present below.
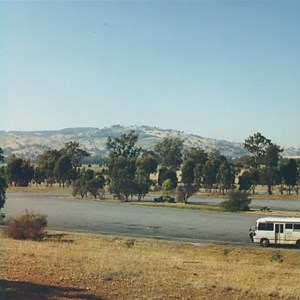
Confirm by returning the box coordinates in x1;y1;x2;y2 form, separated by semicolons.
258;223;274;231
294;224;300;231
285;224;293;232
286;224;292;229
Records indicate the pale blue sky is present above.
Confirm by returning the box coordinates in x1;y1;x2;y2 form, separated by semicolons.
1;1;300;147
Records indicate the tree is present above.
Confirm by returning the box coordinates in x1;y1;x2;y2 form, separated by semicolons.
202;151;226;192
221;190;251;212
86;174;106;199
238;169;259;193
184;147;208;189
184;147;208;166
134;153;158;200
244;133;283;195
54;155;73;187
107;131;141;159
154;137;184;170
161;179;175;197
6;155;34;186
106;131;141;200
60;141;90;168
35;150;61;186
180;159;197;203
36;143;88;187
216;160;235;194
280;159;298;195
158;167;178;189
261;144;283;195
244;132;272;167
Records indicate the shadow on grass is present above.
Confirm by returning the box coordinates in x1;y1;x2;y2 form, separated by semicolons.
0;279;104;300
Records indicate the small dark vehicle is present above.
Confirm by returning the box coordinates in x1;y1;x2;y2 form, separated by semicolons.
154;196;175;203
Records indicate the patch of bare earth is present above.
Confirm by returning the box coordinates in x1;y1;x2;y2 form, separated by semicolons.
1;229;300;299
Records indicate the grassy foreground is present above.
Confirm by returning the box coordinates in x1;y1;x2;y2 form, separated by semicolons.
1;228;300;299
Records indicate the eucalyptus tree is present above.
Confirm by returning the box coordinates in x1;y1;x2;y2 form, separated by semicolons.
260;143;283;195
202;151;228;192
6;155;34;186
60;141;90;168
54;154;73;187
35;150;61;186
244;132;272;167
106;130;142;200
216;160;235;194
280;159;298;195
154;136;184;170
134;152;158;200
238;169;259;193
179;158;198;202
244;132;283;195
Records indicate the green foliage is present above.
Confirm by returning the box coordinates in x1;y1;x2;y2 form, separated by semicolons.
6;155;34;186
7;211;47;241
244;133;283;195
161;179;174;197
107;130;141;159
154;137;183;170
60;141;90;168
106;131;158;201
244;132;272;166
35;142;88;186
202;151;227;191
221;190;251;212
280;159;298;194
72;168;105;199
158;167;178;188
238;169;259;193
86;175;106;199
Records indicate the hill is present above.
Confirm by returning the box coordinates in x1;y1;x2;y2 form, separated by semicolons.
0;125;299;160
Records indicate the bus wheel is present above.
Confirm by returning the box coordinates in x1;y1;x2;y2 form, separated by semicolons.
261;239;269;247
296;240;300;249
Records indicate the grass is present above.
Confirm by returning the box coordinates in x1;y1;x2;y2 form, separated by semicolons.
1;227;300;299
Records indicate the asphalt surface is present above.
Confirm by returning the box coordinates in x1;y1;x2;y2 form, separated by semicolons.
3;192;265;245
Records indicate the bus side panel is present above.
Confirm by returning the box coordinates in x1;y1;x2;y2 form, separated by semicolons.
253;231;275;244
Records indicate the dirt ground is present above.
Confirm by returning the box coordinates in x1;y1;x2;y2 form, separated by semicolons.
1;227;300;300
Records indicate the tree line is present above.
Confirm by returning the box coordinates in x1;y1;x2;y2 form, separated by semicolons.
0;131;299;210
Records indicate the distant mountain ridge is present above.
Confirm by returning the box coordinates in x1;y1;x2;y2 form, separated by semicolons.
0;125;299;160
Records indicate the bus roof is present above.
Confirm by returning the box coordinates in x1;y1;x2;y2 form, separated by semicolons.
257;217;300;223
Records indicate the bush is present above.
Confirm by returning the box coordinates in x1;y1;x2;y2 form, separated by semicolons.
270;251;284;263
7;210;47;241
221;191;251;212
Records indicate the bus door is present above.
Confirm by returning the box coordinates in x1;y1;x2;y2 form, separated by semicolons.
275;224;284;244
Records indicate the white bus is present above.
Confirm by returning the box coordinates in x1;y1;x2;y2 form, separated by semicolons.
249;217;300;248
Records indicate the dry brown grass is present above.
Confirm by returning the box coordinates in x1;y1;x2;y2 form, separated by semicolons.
1;228;300;299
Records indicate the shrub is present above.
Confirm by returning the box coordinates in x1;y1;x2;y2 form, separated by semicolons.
221;191;251;212
7;210;47;241
270;251;284;263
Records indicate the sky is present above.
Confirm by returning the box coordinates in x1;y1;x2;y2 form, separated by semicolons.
1;1;300;147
